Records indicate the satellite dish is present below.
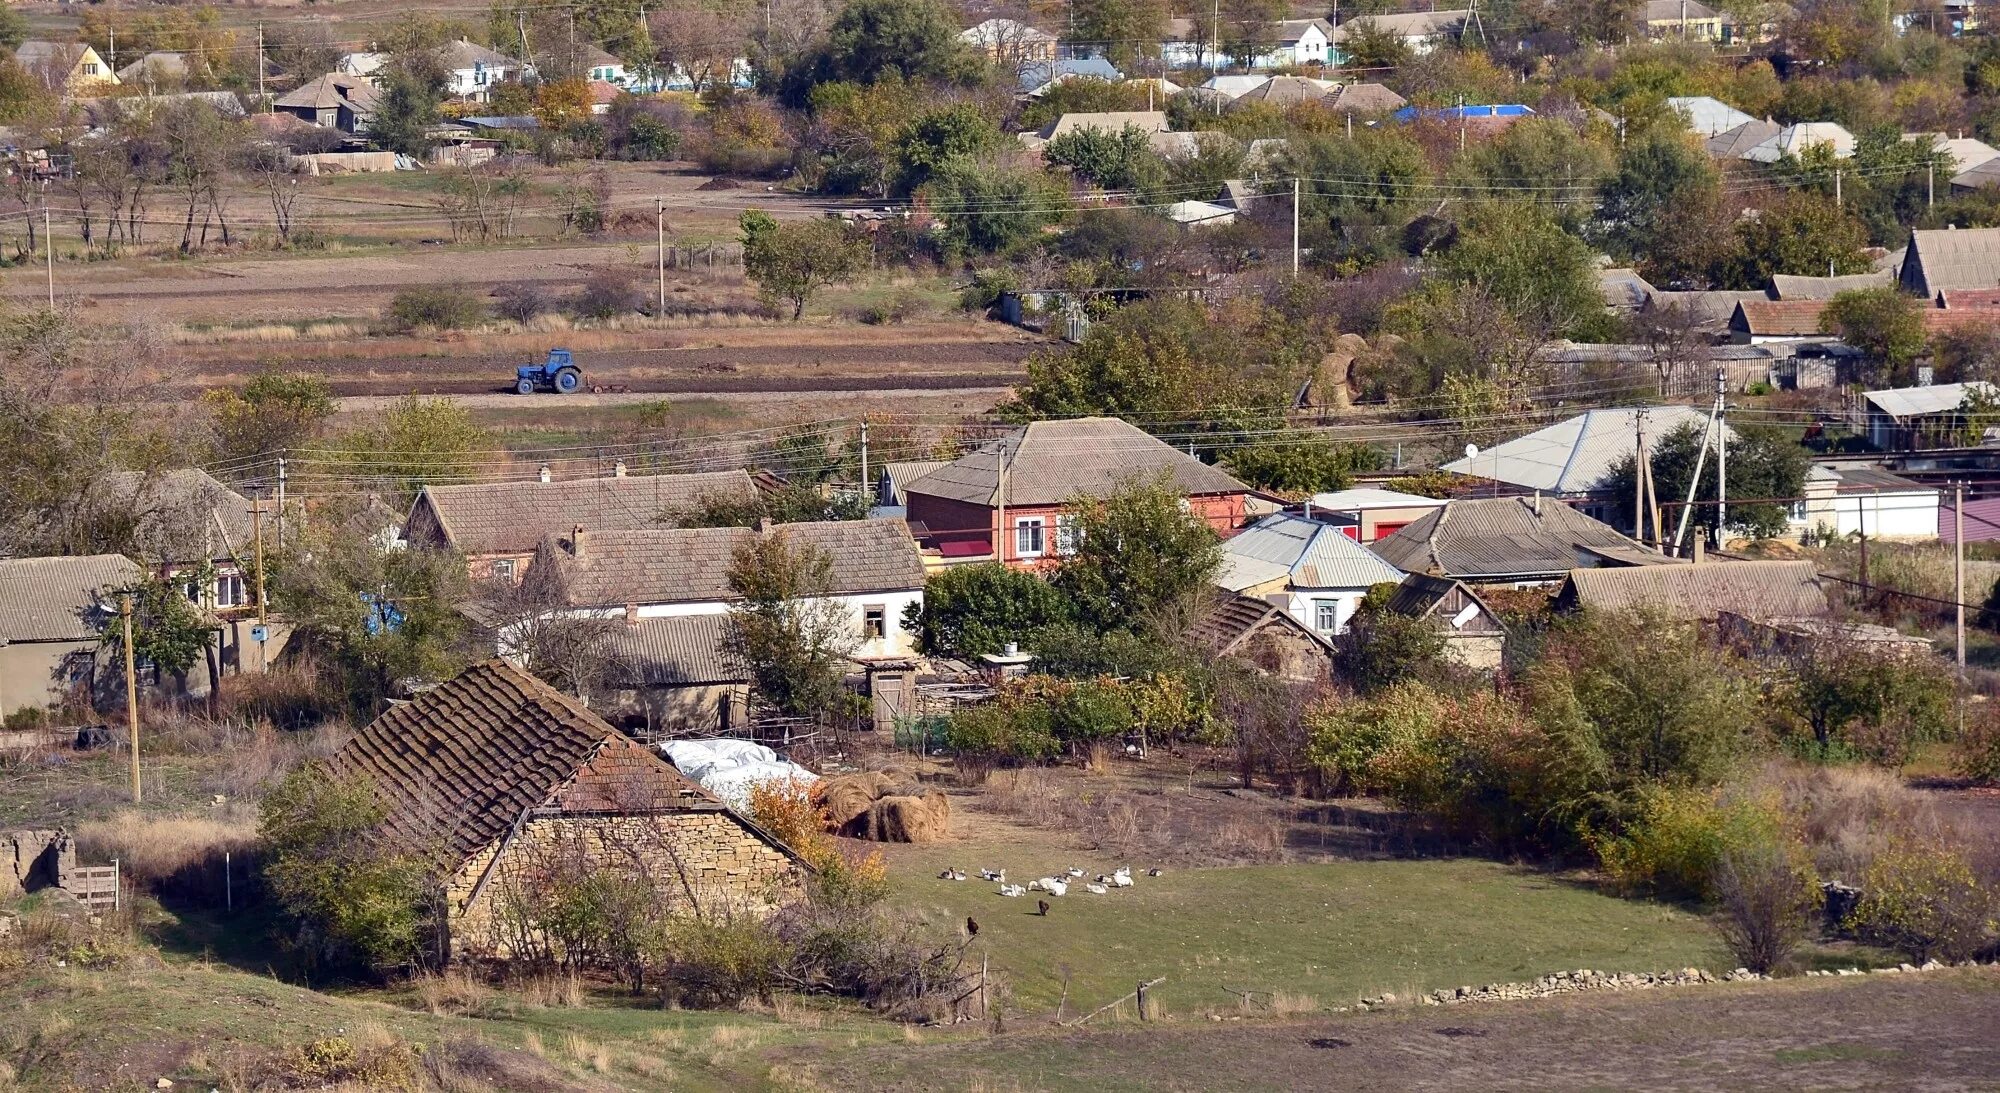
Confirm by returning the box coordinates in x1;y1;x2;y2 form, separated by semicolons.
1464;444;1479;461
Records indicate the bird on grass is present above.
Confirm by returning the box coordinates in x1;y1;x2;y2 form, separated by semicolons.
1085;882;1109;895
1037;899;1050;917
1147;868;1164;877
999;884;1026;897
967;916;980;938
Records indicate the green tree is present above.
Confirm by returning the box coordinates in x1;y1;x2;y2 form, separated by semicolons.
367;57;447;158
1069;0;1168;67
904;562;1074;656
104;573;214;689
919;159;1069;255
1043;124;1166;193
724;530;856;717
893;103;998;196
0;2;27;50
1332;16;1408;67
1456;118;1612;214
1783;637;1956;763
1222;433;1383;495
1435;201;1608;340
1053;472;1223;633
1330;601;1454;696
1278;128;1426;223
336;395;483;498
782;0;981;104
1821;286;1926;386
1720;191;1870;289
1596;129;1727;285
260;764;435;974
1604;420;1809;541
740;213;871;320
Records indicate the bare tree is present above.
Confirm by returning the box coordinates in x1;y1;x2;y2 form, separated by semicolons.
156;99;249;252
1633;300;1715;398
650;3;754;94
433;160;532;243
250;145;309;245
483;564;633;700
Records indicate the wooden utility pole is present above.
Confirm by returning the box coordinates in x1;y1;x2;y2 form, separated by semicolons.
1291;178;1301;275
121;594;140;804
252;496;268;672
656;198;667;315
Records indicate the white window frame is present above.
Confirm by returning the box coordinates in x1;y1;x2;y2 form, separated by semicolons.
1054;515;1081;556
215;573;246;609
492;558;517;581
1014;516;1047;558
1313;599;1340;633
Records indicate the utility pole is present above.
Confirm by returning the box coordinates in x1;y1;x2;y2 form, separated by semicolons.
1633;410;1647;540
43;206;53;308
121;594;140;804
1288;175;1304;274
1714;368;1728;543
108;28;115;74
257;23;266;110
656;198;667;315
1929;161;1936;208
1957;480;1966;670
252;496;268;672
859;419;870;501
276;457;287;547
1835;168;1843;207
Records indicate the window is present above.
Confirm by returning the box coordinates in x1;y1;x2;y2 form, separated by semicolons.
1014;517;1046;558
1314;600;1340;633
493;558;517;581
862;605;887;640
82;63;99;75
1054;516;1081;556
215;574;246;609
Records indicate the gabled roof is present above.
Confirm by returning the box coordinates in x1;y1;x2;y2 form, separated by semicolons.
0;554;143;643
1308;487;1449;512
1599;267;1657;310
1935;135;2000;176
1441;406;1725;495
1037;110;1166;140
1732;299;1828;336
1705;118;1782;159
602;614;747;686
410;470;757;556
1647;289;1770;330
14;41;85;67
103;467;255;566
1330;10;1469;40
1862;380;1999;419
1768;270;1894;299
961;18;1059;46
1370;496;1673;581
441;39;517;71
1902;228;2000;296
1218;513;1405;592
878;461;947;507
1226;75;1330;111
323;660;734;870
903;417;1249;508
117;52;190;83
1950;156;2000;191
1381;573;1505;632
1274;18;1335;43
1936;288;2000;309
1666;95;1754;137
1203;75;1272;98
1741;122;1855;163
1019;57;1123;94
536;519;926;607
1556;560;1828;622
274;72;377;111
1327;82;1406;113
1188;591;1333;658
1811;464;1937;495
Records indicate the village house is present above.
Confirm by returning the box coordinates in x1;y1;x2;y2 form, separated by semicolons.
0;554;143;719
1304;487;1447;543
1379;574;1508;670
1899;227;2000;297
402;469;757;582
1553;559;1830;624
321;660;807;961
1370;495;1675;586
959;18;1059;73
1638;0;1725;40
1020;111;1168;151
1017;56;1123;96
1158;18;1332;69
115;51;193;89
900;416;1252;567
13;41;119;95
1327;10;1470;63
873;461;948;519
1186;591;1334;684
1706;118;1782;159
1793;465;1941;541
1441;407;1726;525
1667;95;1754;137
273;73;378;134
1739;122;1856;164
1216;512;1406;637
579;44;628;86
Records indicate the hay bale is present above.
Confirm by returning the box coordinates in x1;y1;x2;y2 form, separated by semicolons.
816;775;881;833
817;772;949;841
870;792;950;843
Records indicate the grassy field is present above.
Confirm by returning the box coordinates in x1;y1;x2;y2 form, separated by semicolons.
886;855;1726;1017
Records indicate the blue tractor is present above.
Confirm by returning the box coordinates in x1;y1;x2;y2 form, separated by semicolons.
515;348;584;394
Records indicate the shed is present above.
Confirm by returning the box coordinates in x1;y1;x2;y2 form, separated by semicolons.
322;659;806;959
1381;573;1506;669
1186;592;1333;683
1795;465;1940;541
1553;560;1829;622
0;554;142;718
1861;380;1999;449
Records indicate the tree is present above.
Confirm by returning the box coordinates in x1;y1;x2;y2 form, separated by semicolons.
1331;16;1408;68
203;370;336;464
904;562;1074;657
1068;0;1168;67
1456;118;1611;214
781;0;981;103
1434;201;1609;340
1052;472;1223;633
1222;433;1383;496
335;395;484;498
104;572;215;695
368;53;448;158
1329;600;1454;695
1720;191;1869;289
1783;637;1956;763
1821;286;1926;386
723;529;856;717
1596;129;1727;286
665;483;870;526
1603;420;1809;542
1043;124;1166;193
892;103;998;196
918;160;1069;256
1713;834;1823;976
650;2;752;94
740;212;871;320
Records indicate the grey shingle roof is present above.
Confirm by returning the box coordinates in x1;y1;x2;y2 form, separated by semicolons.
1227;76;1330;110
904;417;1250;508
1441;407;1725;495
1901;228;2000;297
879;461;947;506
103;468;254;566
274;72;377;112
323;660;728;871
1370;497;1673;580
1705;119;1781;159
411;471;756;556
1556;560;1828;621
1327;82;1406;113
1769;270;1894;299
0;554;143;643
1329;10;1468;40
539;518;926;607
603;615;747;686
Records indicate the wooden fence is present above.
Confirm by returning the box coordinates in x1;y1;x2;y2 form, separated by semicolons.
662;242;743;270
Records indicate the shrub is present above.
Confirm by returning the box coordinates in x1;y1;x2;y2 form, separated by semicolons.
1957;705;2000;785
1593;786;1786;902
494;282;550;323
748;778;889;909
656;915;786;1008
1846;838;1995;963
1713;831;1823;974
571;270;644;319
388;284;486;331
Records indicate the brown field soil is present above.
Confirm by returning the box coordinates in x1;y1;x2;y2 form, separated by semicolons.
794;968;2000;1092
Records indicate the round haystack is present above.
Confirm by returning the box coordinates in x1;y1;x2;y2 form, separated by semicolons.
870;790;951;843
816;773;950;841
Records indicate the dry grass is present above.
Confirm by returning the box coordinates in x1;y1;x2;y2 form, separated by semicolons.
982;767;1289;866
413;969;493;1017
1755;762;1947;882
1267;990;1320;1015
71;811;257;893
514;972;586;1010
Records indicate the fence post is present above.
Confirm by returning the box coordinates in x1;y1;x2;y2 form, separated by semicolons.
224;850;232;911
1136;980;1148;1020
111;858;120;912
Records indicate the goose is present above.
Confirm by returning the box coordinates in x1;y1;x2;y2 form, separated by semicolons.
979;867;1005;882
1110;873;1133;888
950;870;968;881
1064;866;1086;878
1042;879;1068;897
999;884;1026;897
1147;868;1164;877
936;868;954;880
1085;882;1109;895
1113;866;1131;878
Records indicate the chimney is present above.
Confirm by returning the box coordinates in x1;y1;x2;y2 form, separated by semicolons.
1693;538;1705;563
756;516;775;535
538;463;552;484
571;524;585;557
1532;490;1542;516
624;602;638;626
613;459;627;477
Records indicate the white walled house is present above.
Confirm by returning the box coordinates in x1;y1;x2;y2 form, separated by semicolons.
1161;17;1333;69
512;519;927;664
1217;512;1407;637
1793;465;1941;542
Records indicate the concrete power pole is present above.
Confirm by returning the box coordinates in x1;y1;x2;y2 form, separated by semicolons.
1292;178;1301;275
1957;480;1967;670
1714;368;1727;545
122;594;140;804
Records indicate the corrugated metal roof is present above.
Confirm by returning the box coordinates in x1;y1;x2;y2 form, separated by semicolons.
1221;514;1405;590
1862;380;1998;419
1441;406;1722;494
1308;488;1448;512
1768;270;1894;299
904;417;1248;508
0;554;143;643
879;461;946;506
1741;122;1855;164
1329;9;1468;39
1559;560;1828;621
1706;119;1782;159
1370;496;1674;580
1815;464;1936;493
1599;268;1657;309
603;615;747;686
414;470;757;556
1667;95;1753;138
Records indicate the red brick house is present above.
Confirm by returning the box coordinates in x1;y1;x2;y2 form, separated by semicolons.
902;417;1252;567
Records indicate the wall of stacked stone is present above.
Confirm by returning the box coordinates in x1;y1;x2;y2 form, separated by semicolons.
1321;958;1974;1014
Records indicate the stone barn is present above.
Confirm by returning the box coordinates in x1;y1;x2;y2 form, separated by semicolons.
324;659;806;961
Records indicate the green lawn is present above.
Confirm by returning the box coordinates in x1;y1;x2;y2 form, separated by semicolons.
887;857;1726;1017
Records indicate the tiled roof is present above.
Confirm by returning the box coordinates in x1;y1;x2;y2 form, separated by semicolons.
412;470;756;555
904;417;1249;507
1370;496;1674;580
1936;288;2000;308
1558;560;1828;621
539;518;926;607
0;554;143;643
1218;513;1404;592
322;659;723;869
602;615;748;685
1732;299;1828;336
1441;406;1725;494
